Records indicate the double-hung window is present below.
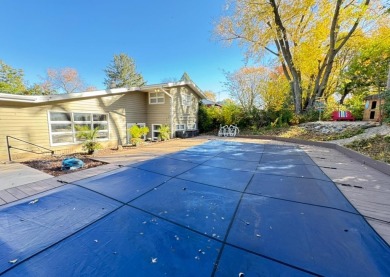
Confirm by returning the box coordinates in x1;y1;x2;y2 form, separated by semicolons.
49;111;109;145
49;112;73;144
182;93;192;106
187;123;196;130
152;124;161;140
149;92;165;104
176;124;185;131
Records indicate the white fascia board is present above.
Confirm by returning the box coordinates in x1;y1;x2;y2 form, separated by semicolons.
0;93;39;102
40;88;133;102
0;88;136;103
140;81;205;99
0;80;206;103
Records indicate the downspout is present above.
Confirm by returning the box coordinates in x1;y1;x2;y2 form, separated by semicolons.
158;87;174;138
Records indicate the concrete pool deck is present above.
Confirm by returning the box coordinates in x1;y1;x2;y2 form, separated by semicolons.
0;136;389;275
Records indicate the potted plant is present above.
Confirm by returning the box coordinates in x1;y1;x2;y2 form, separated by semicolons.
75;125;102;154
128;125;149;146
158;125;170;141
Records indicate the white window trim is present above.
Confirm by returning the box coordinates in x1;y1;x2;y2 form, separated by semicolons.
151;124;162;140
48;111;109;146
187;123;196;130
176;124;185;131
149;91;165;104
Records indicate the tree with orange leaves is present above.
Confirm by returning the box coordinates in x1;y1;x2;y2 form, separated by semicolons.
43;67;86;94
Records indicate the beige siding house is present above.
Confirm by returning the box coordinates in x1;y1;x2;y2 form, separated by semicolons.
0;79;204;162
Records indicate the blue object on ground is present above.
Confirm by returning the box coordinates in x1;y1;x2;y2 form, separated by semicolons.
1;140;389;276
61;157;84;171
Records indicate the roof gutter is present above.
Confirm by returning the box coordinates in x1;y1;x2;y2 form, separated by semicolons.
0;93;39;102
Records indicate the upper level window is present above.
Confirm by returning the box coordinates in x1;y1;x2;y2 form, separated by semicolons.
149;91;165;104
182;93;192;106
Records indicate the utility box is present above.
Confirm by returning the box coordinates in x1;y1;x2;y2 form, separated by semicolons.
175;130;199;138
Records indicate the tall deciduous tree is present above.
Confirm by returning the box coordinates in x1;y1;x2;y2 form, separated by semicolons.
24;83;52;95
43;67;86;94
224;67;266;112
217;0;375;114
203;90;217;102
0;60;26;94
338;24;390;103
104;53;145;88
262;67;291;112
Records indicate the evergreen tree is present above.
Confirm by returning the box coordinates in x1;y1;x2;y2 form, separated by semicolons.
104;53;145;88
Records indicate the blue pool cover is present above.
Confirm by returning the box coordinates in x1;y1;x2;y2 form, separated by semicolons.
0;140;389;276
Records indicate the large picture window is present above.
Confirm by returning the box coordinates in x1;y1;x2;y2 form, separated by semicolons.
49;111;109;145
149;92;165;104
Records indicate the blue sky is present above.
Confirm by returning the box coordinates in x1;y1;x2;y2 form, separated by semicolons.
0;1;246;100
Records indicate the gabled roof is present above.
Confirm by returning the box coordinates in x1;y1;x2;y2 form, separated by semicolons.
180;72;192;82
140;80;205;99
0;80;205;103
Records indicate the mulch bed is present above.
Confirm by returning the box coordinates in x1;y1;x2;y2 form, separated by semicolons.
21;154;107;177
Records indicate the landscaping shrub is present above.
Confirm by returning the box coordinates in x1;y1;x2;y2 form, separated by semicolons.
128;125;149;146
75;125;102;154
383;89;390;123
219;100;242;126
344;94;365;120
300;109;320;123
158;125;170;141
345;134;390;163
198;104;220;133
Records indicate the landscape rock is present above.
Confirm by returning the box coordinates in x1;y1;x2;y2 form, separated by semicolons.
299;121;390;145
300;121;377;135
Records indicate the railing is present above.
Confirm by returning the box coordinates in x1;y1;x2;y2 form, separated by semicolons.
218;125;240;137
6;136;54;162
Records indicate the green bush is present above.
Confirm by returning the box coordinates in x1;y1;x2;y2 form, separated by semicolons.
289;114;303;125
198;101;244;133
300;109;320;122
75;125;102;154
344;94;365;120
128;125;149;146
383;90;390;123
198;104;220;133
219;100;242;125
158;125;170;141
